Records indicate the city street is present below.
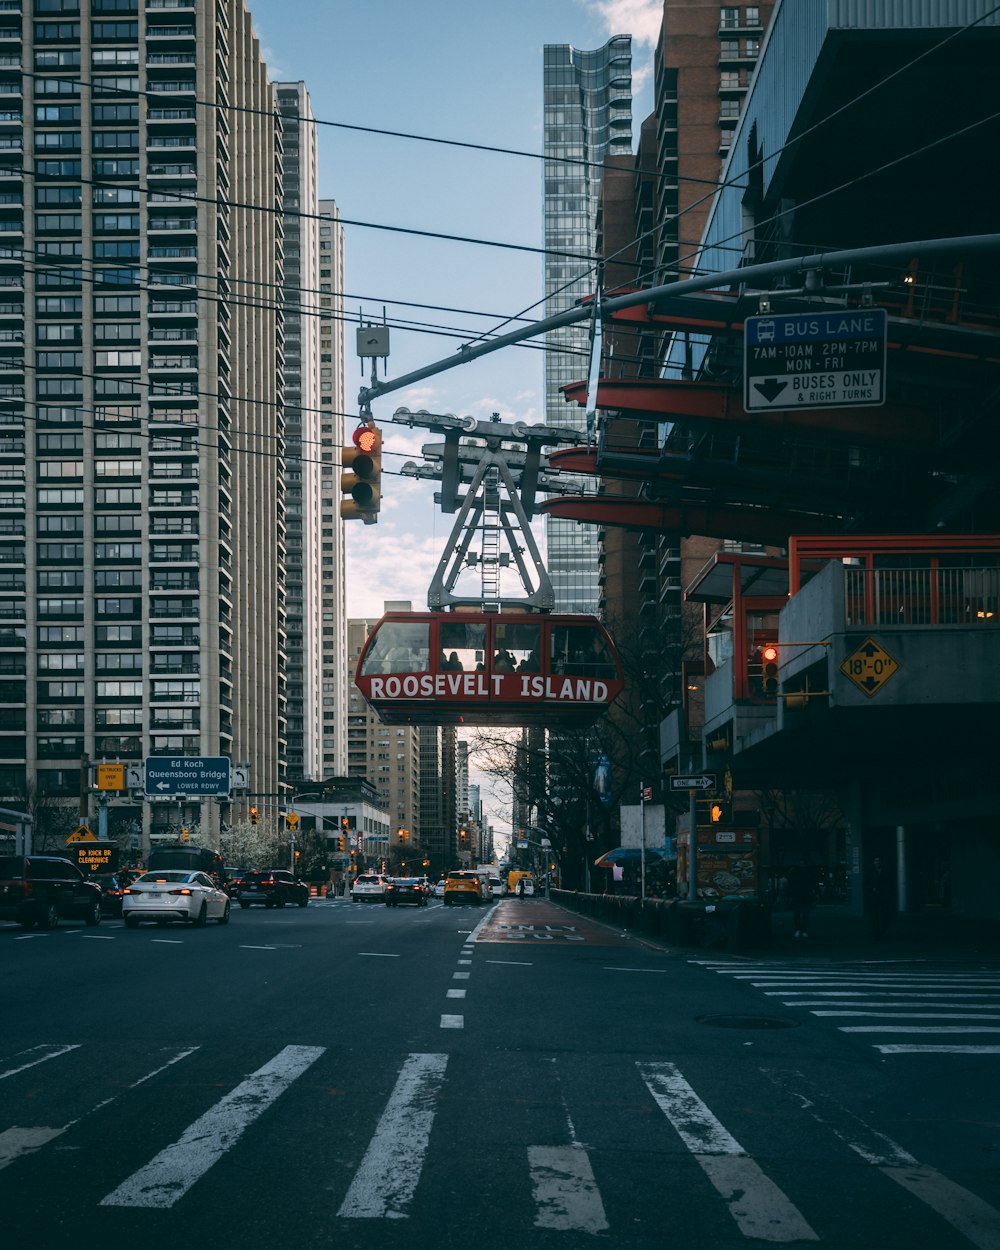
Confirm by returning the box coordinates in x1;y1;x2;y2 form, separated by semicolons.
2;897;999;1250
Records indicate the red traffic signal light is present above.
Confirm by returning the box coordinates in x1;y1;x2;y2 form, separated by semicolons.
761;644;779;696
341;424;382;522
249;806;259;825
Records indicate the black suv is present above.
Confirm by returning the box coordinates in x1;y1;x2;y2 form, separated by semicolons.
235;869;310;909
0;855;103;930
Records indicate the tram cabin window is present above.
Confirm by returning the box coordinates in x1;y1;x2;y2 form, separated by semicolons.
439;620;486;673
360;621;430;674
552;625;615;679
495;621;540;673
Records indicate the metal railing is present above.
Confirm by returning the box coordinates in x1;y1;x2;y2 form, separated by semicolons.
845;565;1000;627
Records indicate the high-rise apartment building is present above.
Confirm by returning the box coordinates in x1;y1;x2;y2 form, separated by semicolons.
0;0;286;845
346;609;419;843
274;82;318;783
316;198;346;780
542;36;632;614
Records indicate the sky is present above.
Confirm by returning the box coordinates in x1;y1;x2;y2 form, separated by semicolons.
243;0;664;835
245;0;661;612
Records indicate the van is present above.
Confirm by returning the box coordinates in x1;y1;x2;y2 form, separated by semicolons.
507;870;534;897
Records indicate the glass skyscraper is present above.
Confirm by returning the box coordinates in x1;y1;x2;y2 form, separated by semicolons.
542;36;632;613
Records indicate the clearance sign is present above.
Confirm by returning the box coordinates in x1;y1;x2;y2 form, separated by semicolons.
74;842;119;872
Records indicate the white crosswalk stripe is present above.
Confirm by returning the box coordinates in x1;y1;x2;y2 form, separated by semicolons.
693;960;1000;1055
3;1039;1000;1243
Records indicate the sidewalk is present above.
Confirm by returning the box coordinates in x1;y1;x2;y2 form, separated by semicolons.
548;891;1000;964
763;903;1000;964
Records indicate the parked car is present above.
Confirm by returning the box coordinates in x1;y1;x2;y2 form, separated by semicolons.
385;877;428;907
90;869;142;917
122;870;230;928
351;873;388;903
444;870;483;907
235;869;310;909
0;855;103;930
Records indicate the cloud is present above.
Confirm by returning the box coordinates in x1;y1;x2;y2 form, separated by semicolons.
584;0;662;49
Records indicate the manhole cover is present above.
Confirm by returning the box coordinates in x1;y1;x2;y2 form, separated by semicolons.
697;1014;801;1030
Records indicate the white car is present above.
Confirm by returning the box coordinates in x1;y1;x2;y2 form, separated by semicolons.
433;879;447;898
351;873;388;903
489;875;505;899
122;870;230;928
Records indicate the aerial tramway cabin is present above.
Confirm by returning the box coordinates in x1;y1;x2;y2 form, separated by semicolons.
354;611;624;728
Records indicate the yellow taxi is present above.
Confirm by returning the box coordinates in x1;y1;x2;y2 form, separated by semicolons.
443;870;483;907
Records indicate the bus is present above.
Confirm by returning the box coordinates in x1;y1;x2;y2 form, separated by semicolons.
146;845;225;888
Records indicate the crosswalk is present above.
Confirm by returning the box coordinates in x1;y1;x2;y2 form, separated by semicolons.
692;960;1000;1055
2;1038;999;1246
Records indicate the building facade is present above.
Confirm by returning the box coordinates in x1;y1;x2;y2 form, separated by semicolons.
274;82;319;783
0;0;287;847
316;197;346;781
346;608;420;845
542;36;632;614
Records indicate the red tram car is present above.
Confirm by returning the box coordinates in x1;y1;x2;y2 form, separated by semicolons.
354;611;625;727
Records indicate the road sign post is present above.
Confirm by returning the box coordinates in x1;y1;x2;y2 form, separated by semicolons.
744;309;887;412
144;756;232;798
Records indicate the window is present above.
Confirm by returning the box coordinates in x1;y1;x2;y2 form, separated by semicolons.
36;297;83;314
35;50;81;69
93;214;140;232
36;186;82;205
95;625;139;644
94;486;141;505
91;21;138;38
95;705;142;725
37;598;83;617
34;158;82;176
95;652;142;670
38;627;85;645
38;652;85;671
95;568;141;588
92;103;138;123
92;131;138;150
34;133;81;151
96;680;142;697
93;157;140;177
34;21;81;39
36;488;84;505
38;708;85;727
37;405;83;423
35;105;81;123
94;241;141;259
37;542;83;560
37;513;83;533
38;569;83;589
37;351;83;369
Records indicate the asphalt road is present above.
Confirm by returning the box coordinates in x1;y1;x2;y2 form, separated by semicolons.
2;895;999;1250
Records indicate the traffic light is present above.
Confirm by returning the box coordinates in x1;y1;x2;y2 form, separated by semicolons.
458;828;467;846
761;644;779;697
341;423;382;522
337;834;345;853
397;827;409;844
180;827;189;842
249;806;259;825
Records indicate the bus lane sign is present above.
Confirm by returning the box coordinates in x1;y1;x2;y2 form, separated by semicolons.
745;309;887;411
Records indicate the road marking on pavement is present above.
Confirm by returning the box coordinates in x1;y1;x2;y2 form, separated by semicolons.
876;1045;1000;1054
358;952;400;958
338;1053;448;1219
240;945;279;950
528;1145;609;1233
452;971;470;980
81;934;115;940
457;958;472;965
639;1061;818;1243
13;933;47;939
603;966;669;973
762;1068;1000;1250
840;1025;1000;1034
100;1045;325;1209
0;1044;80;1081
0;1047;198;1171
446;988;466;998
485;959;532;965
812;1012;1000;1021
150;939;183;944
440;1015;463;1029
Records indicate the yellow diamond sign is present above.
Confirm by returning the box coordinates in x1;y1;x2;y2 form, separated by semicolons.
66;825;96;843
841;638;900;697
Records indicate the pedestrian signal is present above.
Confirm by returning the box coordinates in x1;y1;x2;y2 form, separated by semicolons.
341;424;382;523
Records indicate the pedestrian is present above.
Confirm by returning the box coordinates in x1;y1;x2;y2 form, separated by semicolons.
866;856;894;939
786;857;814;938
516;877;526;901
